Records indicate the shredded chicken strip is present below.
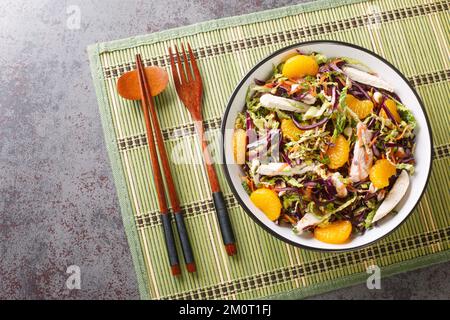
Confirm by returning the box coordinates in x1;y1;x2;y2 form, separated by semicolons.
350;122;373;182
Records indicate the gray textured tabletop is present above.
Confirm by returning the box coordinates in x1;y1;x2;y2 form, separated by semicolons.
0;0;448;300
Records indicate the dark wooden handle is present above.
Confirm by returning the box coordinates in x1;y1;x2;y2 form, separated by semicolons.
160;213;181;275
174;212;196;272
212;191;236;248
193;119;237;256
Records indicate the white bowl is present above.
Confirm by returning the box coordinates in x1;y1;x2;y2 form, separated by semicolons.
221;41;433;251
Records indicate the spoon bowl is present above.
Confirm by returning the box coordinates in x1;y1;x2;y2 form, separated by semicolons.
117;66;169;100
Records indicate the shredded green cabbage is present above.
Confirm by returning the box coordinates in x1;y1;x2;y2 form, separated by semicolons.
397;103;417;128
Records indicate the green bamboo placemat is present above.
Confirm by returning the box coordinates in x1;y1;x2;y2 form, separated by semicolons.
88;0;450;300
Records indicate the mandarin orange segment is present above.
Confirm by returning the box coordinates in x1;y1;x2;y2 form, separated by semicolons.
345;94;373;119
380;99;401;123
233;128;247;164
314;220;352;244
326;135;350;169
369;159;397;189
250;188;282;221
282;54;319;79
281;118;303;141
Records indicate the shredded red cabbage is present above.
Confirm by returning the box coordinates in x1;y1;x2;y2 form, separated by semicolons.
292;91;307;102
372;144;381;158
384;142;397;148
380;99;398;124
254;78;266;86
303;181;318;187
351;81;371;100
400;156;415;163
329;63;344;74
292;116;329;130
367;117;376;129
331;86;338;110
245;111;253;131
281;152;293;167
274;86;288;97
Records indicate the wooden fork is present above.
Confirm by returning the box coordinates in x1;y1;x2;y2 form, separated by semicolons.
169;43;237;256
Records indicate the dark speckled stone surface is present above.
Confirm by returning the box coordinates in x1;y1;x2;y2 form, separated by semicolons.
0;0;448;300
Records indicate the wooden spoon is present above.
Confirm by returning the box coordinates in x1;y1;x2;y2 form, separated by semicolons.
117;66;169;100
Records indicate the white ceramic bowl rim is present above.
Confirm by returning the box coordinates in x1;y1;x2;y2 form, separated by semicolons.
221;40;433;252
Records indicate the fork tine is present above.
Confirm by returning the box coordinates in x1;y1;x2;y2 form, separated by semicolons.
168;47;181;90
187;43;201;84
181;43;193;82
174;44;187;85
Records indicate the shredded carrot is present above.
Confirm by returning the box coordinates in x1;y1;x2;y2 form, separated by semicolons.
283;80;296;86
369;135;378;147
357;126;363;147
283;214;297;225
395;148;406;159
289;88;300;95
396;125;409;140
389;153;397;164
280;82;291;91
288;82;302;95
277;163;290;172
264;83;276;88
337;76;346;86
247;178;255;192
304;187;313;199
